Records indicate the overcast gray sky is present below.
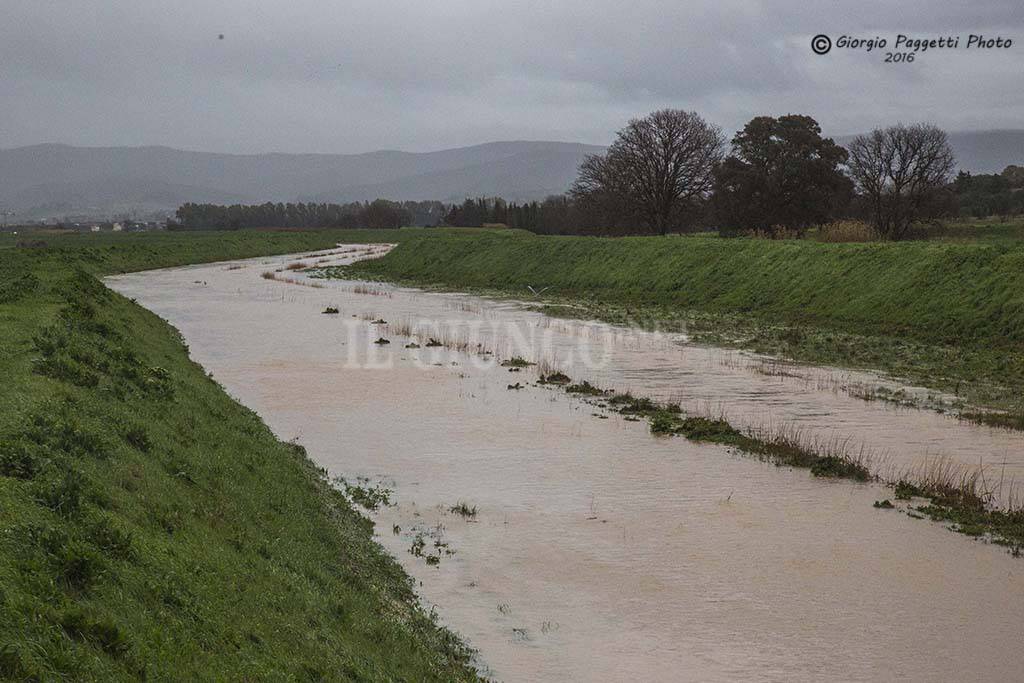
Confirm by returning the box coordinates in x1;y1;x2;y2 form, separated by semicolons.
2;1;1021;153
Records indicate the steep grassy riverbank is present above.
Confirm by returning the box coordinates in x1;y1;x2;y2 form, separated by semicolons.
340;232;1024;421
0;232;481;680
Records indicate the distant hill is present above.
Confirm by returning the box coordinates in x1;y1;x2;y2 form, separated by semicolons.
0;141;603;219
2;131;1020;220
835;130;1024;175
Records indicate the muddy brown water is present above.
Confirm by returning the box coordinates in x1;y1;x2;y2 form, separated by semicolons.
107;246;1024;682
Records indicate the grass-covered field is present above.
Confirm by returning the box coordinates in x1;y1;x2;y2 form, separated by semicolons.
340;229;1024;421
0;230;482;681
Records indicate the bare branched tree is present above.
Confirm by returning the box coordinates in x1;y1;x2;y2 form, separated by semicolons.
571;109;724;235
847;123;956;240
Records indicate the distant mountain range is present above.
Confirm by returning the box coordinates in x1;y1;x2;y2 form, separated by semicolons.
1;131;1021;220
0;141;604;220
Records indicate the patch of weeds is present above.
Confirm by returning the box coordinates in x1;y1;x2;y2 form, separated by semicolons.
809;455;871;481
0;644;33;679
86;515;137;561
649;410;682;435
565;381;607;396
32;355;101;388
0;271;41;304
893;480;921;500
425;338;444;347
322;307;340;315
405;342;421;349
57;542;107;592
507;382;523;390
339;478;392;511
58;608;132;657
26;411;109;460
676;417;742;443
538;372;571;385
606;392;661;416
0;439;43;480
960;409;1024;431
873;499;895;509
122;424;152;453
500;357;534;368
34;468;87;517
449;502;478;518
373;337;390;345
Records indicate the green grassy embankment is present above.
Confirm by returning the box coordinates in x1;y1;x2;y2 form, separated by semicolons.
0;230;481;681
339;232;1024;422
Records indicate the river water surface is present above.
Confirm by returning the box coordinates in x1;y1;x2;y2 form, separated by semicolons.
107;246;1024;682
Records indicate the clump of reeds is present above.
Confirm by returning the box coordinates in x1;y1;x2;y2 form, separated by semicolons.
387;318;415;337
813;220;879;243
353;284;392;298
260;270;324;288
449;502;478;518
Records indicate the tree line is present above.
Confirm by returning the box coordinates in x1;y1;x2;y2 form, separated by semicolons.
170;200;446;231
450;111;1023;239
174;110;1022;239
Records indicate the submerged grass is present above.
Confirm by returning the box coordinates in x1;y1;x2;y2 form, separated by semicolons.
0;231;482;680
546;374;1023;553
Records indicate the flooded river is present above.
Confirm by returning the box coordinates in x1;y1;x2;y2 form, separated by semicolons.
107;246;1024;682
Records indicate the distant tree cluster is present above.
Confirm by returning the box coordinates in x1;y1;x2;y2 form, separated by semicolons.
449;111;968;240
171;200;446;231
443;196;583;234
953;166;1024;218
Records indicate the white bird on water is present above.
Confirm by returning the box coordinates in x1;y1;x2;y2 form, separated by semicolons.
526;285;550;296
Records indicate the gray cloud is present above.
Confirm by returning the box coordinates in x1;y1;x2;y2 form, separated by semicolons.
1;0;1021;152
